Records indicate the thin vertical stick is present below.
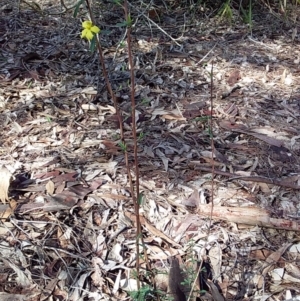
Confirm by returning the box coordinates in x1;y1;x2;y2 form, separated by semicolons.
123;0;142;290
209;62;215;227
84;0;142;288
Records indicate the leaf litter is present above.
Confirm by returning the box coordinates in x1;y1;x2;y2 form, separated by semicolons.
1;0;300;300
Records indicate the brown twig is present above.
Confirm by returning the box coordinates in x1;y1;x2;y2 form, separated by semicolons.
196;166;300;189
123;0;143;290
209;62;215;225
123;1;156;294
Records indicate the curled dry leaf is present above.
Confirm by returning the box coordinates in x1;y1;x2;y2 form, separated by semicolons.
182;189;200;208
209;244;222;282
206;279;226;301
226;69;241;86
2;258;32;287
0;166;12;203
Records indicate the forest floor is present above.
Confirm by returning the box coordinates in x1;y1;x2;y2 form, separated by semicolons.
1;0;300;300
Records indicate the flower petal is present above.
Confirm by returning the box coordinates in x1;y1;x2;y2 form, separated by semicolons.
82;20;92;29
86;30;94;40
91;25;100;34
81;28;88;38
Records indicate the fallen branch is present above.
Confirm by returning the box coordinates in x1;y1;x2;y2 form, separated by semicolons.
197;204;300;231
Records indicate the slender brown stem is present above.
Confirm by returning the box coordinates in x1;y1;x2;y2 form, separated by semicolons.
209;62;215;225
84;0;124;140
84;0;142;287
123;0;142;290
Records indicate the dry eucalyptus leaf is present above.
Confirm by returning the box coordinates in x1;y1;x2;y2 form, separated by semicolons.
0;166;12;203
46;180;55;195
182;189;200;208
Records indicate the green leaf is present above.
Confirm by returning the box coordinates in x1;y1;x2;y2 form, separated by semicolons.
138;132;144;140
116;21;127;27
138;193;143;205
73;0;84;17
113;0;122;6
90;36;96;52
118;141;127;152
126;14;133;27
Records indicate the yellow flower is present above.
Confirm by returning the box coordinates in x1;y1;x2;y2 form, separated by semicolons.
81;20;100;40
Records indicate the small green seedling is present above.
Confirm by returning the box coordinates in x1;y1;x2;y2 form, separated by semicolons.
119;141;127;151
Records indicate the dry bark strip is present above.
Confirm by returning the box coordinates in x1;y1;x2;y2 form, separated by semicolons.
197;205;300;231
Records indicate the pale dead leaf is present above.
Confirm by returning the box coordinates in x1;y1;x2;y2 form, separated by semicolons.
270;267;284;282
281;69;287;83
285;262;300;279
0;166;12;203
172;214;203;241
147;245;172;260
68;272;91;301
258;243;292;289
57;226;72;249
162;113;185;121
99;104;116;113
81;104;97;111
0;205;13;219
46;180;55;195
120;278;140;291
289;242;300;253
89;161;118;176
113;270;122;294
209;244;222;282
85;169;101;181
155;271;169;291
200;150;215;158
0;221;14;235
150;108;186;121
155;148;169;171
91;257;104;287
143;145;155;158
182;190;200;208
292;27;297;41
258;182;271;193
81;86;97;94
219;121;284;147
11;121;23;134
2;259;31;287
0;293;26;301
107;243;123;262
40;278;58;301
125;212;181;248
